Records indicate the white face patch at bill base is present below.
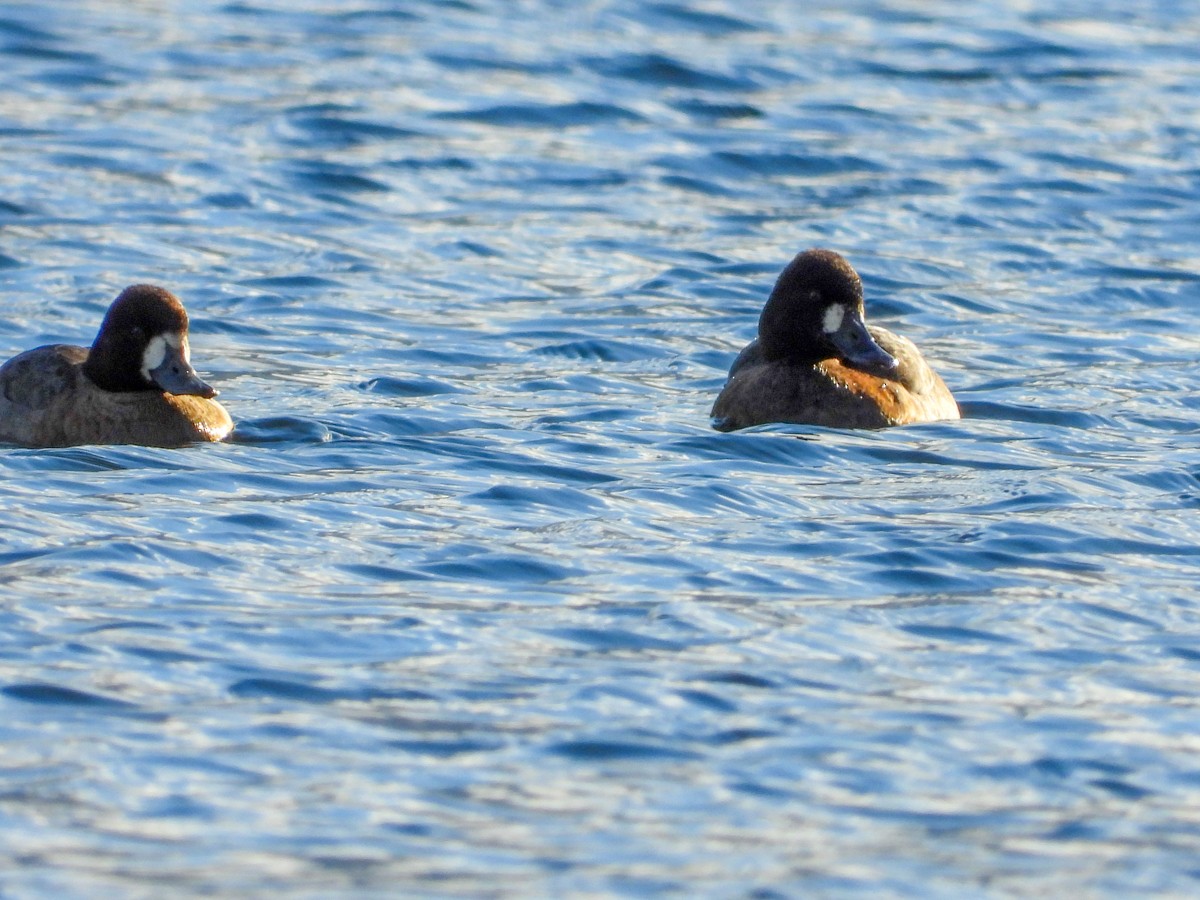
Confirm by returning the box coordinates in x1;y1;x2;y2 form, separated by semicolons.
140;332;184;381
822;304;846;334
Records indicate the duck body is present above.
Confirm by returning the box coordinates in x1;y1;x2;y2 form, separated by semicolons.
0;285;232;448
712;249;958;431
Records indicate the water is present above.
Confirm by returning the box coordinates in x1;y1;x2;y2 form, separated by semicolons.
2;0;1200;895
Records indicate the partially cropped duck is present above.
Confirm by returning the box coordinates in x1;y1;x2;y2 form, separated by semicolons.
711;248;959;431
0;284;232;448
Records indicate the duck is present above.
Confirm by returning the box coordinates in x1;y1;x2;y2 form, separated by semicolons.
0;284;233;448
711;248;959;431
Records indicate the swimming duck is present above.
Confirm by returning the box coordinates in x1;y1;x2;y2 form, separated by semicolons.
0;284;233;447
711;249;959;430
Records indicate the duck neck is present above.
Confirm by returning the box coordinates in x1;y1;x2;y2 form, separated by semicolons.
82;341;153;393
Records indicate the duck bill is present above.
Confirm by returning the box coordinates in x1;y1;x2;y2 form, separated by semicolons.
149;344;218;398
830;310;897;371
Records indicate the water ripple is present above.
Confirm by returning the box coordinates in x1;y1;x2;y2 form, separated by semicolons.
435;101;645;128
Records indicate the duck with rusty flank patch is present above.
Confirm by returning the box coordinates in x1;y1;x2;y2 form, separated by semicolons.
711;249;959;431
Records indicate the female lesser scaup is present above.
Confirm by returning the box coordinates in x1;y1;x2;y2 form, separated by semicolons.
0;284;232;448
712;249;959;431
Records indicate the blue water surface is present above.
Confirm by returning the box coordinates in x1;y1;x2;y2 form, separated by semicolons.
2;0;1200;895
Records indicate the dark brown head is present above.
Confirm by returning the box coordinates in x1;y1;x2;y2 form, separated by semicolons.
758;249;897;371
81;284;217;398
